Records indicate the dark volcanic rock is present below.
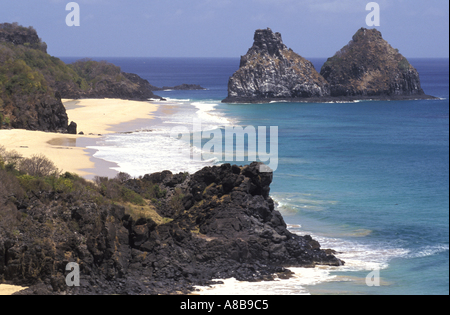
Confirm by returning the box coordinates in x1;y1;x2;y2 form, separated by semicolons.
223;28;330;103
121;72;163;100
2;163;343;295
8;92;69;132
320;28;427;98
161;84;206;91
67;121;77;135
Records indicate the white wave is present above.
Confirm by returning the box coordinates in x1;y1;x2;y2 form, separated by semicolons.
160;97;191;103
322;100;364;104
269;100;289;103
85;98;241;178
195;277;310;295
404;244;449;259
191;101;235;127
88;130;216;177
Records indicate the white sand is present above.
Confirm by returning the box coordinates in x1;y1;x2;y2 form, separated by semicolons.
0;98;159;177
0;284;27;295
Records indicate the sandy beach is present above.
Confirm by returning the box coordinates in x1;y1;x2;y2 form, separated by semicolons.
0;98;159;295
0;98;159;178
0;285;28;295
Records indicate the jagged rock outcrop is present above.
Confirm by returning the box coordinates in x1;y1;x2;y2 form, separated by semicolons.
1;163;342;295
223;28;330;103
67;121;77;135
320;28;427;98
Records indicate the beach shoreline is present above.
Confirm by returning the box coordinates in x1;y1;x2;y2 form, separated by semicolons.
0;284;28;296
0;98;160;294
0;98;159;179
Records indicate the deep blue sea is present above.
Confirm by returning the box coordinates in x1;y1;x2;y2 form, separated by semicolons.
61;57;449;295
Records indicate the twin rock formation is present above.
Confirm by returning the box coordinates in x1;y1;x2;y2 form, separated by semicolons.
223;28;434;103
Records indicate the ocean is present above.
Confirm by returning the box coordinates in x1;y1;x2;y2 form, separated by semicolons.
60;56;449;295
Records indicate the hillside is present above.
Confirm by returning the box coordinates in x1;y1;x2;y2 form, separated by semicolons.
0;23;69;131
0;22;161;132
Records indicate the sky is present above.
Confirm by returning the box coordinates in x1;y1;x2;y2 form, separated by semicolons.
1;0;449;58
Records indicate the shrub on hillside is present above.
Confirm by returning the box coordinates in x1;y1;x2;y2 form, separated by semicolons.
18;153;59;177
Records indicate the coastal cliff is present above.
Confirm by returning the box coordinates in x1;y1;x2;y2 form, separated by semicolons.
223;28;330;103
0;158;342;295
0;23;164;132
0;23;68;131
320;28;428;98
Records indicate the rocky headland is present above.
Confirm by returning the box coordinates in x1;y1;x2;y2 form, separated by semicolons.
223;28;436;103
0;23;68;132
0;22;206;133
0;159;343;295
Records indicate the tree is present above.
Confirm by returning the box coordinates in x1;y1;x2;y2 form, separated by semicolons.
19;154;59;177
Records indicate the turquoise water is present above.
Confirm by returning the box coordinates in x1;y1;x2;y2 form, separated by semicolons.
61;57;449;295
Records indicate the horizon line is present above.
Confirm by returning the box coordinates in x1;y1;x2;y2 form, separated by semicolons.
54;56;450;60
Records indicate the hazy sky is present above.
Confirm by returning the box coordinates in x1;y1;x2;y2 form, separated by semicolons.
1;0;449;58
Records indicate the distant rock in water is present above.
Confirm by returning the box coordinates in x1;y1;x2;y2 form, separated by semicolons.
223;28;330;103
161;84;206;91
320;28;428;98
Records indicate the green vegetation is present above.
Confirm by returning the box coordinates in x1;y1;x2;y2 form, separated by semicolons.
0;145;170;225
1;22;153;131
398;57;411;72
69;59;123;85
0;23;47;52
0;41;87;97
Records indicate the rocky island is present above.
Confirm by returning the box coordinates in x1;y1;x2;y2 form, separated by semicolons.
223;28;330;103
223;27;436;103
320;28;432;99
